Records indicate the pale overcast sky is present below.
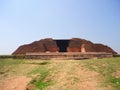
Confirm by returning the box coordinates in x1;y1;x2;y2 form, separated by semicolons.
0;0;120;54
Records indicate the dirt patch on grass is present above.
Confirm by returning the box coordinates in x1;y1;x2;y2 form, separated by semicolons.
0;76;31;90
112;69;120;78
43;60;111;90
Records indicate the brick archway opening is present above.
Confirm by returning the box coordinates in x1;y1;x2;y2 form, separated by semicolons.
55;40;70;52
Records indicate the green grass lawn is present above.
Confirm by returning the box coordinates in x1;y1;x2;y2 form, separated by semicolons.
0;58;120;90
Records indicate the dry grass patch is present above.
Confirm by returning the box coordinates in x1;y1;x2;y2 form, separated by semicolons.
0;58;120;90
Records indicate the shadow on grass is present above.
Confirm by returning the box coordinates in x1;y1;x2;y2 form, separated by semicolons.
25;62;50;65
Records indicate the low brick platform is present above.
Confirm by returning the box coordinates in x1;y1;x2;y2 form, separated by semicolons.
25;52;113;59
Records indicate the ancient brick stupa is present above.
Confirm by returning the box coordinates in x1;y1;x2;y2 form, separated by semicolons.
12;38;117;55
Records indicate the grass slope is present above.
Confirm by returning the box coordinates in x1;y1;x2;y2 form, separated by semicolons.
0;58;120;90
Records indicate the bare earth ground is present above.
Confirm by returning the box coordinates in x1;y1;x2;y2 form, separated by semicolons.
0;76;31;90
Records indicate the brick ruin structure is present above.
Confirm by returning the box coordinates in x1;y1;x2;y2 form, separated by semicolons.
12;38;117;59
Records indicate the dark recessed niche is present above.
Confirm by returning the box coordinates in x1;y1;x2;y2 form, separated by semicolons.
55;40;70;52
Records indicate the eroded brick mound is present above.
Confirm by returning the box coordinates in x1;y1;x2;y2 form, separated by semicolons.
12;38;117;55
42;38;59;52
93;44;117;54
81;44;95;52
67;38;94;52
68;38;117;54
12;38;59;55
